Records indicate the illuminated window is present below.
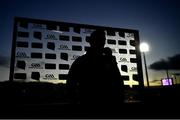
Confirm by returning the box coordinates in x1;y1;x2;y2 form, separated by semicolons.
161;78;173;86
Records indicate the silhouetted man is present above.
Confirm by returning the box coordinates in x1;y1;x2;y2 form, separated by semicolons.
67;29;124;106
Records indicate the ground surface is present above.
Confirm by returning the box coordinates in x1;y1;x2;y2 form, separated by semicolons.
0;81;180;118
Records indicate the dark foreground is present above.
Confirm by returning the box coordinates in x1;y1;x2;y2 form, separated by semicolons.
0;81;180;118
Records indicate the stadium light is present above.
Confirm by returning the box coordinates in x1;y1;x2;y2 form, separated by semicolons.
140;42;149;52
140;42;150;87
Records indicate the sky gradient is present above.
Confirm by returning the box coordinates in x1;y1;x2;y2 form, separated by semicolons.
0;0;180;85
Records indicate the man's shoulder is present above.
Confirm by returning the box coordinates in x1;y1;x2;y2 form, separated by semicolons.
76;54;87;61
72;54;88;65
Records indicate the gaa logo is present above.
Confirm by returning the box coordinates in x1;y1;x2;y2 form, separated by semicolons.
119;57;129;63
43;74;58;80
45;34;58;40
58;45;71;50
130;67;137;72
126;33;134;38
71;55;80;60
29;63;43;69
32;23;45;29
83;29;94;34
16;52;29;58
111;48;117;53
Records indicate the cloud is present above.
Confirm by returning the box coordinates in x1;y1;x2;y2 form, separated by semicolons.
149;59;168;70
167;54;180;70
0;55;10;67
149;54;180;70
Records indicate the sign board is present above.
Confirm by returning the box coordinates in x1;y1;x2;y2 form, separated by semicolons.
161;78;173;86
9;17;143;87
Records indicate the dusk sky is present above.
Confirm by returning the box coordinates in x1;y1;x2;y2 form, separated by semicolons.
0;0;180;85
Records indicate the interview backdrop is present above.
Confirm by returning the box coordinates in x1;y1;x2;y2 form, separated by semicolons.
10;17;143;88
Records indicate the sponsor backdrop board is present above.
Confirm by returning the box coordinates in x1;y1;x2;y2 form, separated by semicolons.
10;17;143;88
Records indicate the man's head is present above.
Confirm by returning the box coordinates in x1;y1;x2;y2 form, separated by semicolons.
89;30;106;50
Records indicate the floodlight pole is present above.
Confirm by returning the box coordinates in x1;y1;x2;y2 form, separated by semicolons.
143;52;149;87
166;69;170;85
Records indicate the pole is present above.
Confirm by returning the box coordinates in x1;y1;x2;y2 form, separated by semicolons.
143;52;149;87
166;69;170;85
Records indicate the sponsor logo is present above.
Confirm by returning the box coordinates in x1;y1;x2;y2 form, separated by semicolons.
118;57;129;63
32;24;45;29
130;67;137;72
45;34;58;40
58;45;71;50
126;33;134;38
111;48;118;53
71;55;80;60
16;52;30;58
29;63;43;69
83;29;95;34
43;74;58;80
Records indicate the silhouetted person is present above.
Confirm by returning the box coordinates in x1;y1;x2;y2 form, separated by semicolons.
67;29;124;107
